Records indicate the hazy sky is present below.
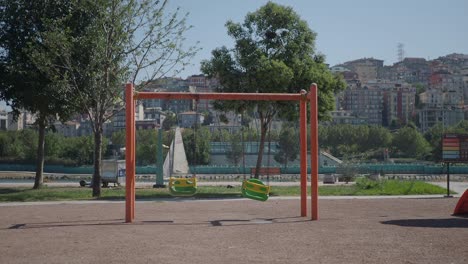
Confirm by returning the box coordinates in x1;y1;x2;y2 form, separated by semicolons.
2;0;467;110
167;0;468;78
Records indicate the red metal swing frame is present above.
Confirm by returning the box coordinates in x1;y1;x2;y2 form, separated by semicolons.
124;83;320;222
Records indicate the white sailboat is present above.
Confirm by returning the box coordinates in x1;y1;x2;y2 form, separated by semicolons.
163;127;190;177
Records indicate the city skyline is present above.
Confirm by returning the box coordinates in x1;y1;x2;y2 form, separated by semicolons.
167;0;468;78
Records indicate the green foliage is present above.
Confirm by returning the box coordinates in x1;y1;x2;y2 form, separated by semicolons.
201;2;345;113
226;133;243;166
0;0;77;120
136;130;157;166
111;130;126;148
183;127;211;165
162;112;177;131
61;136;97;166
211;129;233;142
0;130;37;161
336;162;358;183
0;130;113;166
392;126;430;159
424;123;443;161
0;0;84;187
355;177;381;190
22;0;197;196
414;84;426;109
134;129;172;166
202;2;345;175
274;125;299;167
45;133;65;159
319;125;392;159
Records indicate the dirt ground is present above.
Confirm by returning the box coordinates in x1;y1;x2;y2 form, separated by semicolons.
0;197;467;264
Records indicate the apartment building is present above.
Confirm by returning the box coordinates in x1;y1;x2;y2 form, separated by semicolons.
342;58;384;83
328;110;367;125
177;111;204;128
0;110;7;130
6;111;28;131
380;58;430;84
381;84;416;126
187;75;219;112
341;84;384;126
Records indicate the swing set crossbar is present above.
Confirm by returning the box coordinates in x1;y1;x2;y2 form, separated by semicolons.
136;92;304;101
125;84;319;223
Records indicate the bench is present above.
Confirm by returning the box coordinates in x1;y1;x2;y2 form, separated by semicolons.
250;167;281;176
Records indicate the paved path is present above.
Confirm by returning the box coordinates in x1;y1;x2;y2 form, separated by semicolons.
429;181;468;196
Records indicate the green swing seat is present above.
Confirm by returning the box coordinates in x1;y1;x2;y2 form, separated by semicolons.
169;177;197;196
241;178;270;202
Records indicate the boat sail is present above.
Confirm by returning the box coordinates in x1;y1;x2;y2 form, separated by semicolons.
163;127;197;196
163;127;190;178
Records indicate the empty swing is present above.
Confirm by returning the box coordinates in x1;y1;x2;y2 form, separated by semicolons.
241;112;272;202
169;176;197;196
167;126;197;196
168;101;200;196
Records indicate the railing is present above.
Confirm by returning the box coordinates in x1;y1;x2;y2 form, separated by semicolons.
0;163;466;175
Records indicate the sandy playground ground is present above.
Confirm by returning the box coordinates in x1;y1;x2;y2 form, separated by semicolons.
0;196;467;264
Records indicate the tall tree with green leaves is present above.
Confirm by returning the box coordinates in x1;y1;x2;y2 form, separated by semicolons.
0;0;78;189
26;0;197;197
201;2;345;177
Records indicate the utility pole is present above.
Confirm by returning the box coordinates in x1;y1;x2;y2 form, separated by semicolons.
397;43;405;62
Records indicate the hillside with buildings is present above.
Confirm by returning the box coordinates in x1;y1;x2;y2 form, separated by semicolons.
1;53;467;135
330;53;468;131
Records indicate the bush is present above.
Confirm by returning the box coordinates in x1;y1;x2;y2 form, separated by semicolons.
355;177;382;190
336;163;358;183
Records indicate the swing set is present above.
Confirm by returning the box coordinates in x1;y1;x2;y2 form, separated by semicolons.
124;83;320;223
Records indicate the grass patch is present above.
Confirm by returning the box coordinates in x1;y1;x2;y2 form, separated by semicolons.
0;180;453;202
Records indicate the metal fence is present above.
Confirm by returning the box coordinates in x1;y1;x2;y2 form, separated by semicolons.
0;163;464;175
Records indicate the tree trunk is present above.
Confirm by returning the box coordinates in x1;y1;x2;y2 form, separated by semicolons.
254;120;268;179
33;116;46;189
92;129;103;197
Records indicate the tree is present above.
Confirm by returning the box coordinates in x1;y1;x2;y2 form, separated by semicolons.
367;126;392;150
392;126;430;159
274;125;299;168
162;112;177;131
29;0;197;197
136;130;157;166
424;123;444;161
183;127;211;166
414;83;426;109
0;0;78;189
226;133;243;166
201;2;345;177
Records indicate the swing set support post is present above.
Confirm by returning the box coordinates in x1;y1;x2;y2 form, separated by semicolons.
125;83;136;223
299;90;308;217
124;83;320;222
309;84;319;220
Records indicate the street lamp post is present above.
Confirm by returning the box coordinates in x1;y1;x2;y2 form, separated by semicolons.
154;111;166;188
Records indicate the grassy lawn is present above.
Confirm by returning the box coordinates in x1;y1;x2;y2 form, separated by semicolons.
0;179;452;202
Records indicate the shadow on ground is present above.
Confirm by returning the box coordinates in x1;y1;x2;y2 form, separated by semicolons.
0;188;25;195
7;215;307;230
381;217;468;228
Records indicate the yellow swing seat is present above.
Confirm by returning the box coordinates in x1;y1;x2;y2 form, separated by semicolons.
241;178;270;202
169;177;197;196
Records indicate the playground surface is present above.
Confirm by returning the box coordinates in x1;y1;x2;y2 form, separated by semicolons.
0;197;467;264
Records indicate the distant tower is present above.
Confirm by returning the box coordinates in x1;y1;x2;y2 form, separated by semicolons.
397;43;405;62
